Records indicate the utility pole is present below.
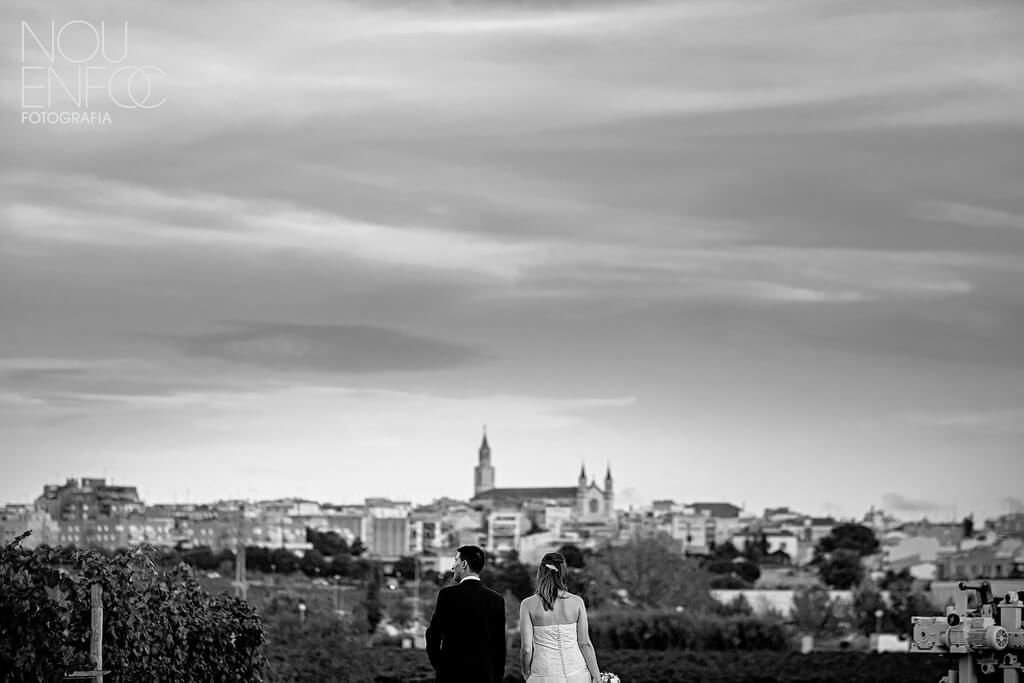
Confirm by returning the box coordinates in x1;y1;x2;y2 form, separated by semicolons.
233;507;248;601
412;555;421;624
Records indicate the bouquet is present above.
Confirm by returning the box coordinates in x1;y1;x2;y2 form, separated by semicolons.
599;673;620;683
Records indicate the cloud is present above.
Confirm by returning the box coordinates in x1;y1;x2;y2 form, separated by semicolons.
913;201;1024;232
998;497;1024;514
7;170;1008;316
905;408;1024;435
613;487;643;508
513;244;991;307
881;493;945;513
0;357;97;379
175;322;487;374
2;0;1023;517
0;173;544;280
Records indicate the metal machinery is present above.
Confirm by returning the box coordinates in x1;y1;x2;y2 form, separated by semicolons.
911;582;1024;683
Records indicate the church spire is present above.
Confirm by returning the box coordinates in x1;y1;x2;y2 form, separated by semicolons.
474;428;494;495
479;426;490;458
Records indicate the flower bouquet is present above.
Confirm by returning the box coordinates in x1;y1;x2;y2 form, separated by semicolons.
599;673;620;683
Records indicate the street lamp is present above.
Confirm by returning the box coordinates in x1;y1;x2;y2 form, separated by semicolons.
412;556;421;624
874;609;884;635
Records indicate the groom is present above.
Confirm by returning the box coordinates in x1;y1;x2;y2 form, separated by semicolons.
426;545;507;683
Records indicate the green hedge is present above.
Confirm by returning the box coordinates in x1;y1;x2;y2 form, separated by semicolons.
0;534;266;682
263;620;952;682
264;617;379;682
323;649;953;683
587;610;789;651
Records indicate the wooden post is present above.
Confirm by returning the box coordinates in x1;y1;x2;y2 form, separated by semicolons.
90;584;103;683
66;584;109;681
234;543;248;601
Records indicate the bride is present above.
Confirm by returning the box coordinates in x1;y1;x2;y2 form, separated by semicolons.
519;552;602;683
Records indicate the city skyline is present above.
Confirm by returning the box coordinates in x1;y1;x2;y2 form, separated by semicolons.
2;430;1019;523
3;0;1024;522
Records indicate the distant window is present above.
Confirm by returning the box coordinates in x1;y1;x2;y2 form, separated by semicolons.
589;499;599;514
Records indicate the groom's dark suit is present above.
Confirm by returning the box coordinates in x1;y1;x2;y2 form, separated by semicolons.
426;576;506;683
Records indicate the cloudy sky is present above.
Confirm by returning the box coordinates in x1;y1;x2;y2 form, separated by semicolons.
2;0;1023;521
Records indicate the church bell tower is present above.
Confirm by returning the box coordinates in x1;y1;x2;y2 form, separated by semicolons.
473;428;495;496
604;463;614;516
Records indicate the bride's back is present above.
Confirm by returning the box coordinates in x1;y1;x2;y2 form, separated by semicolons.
526;590;582;627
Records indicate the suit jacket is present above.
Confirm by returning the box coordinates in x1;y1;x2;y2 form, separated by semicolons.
426;578;507;683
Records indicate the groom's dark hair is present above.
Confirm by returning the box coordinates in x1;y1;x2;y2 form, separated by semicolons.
457;545;486;573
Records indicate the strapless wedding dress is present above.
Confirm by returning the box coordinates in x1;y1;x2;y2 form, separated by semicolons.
526;623;591;683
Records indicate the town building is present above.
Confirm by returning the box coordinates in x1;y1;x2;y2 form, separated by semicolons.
469;433;615;524
35;478;144;521
993;512;1024;537
935;538;1024;580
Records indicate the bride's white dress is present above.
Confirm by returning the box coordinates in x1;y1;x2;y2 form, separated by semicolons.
526;623;591;683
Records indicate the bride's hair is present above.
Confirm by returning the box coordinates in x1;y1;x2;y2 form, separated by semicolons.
535;552;570;611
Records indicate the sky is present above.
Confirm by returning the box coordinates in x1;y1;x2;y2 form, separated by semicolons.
2;0;1023;521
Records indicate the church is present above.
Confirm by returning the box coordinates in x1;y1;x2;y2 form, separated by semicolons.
469;431;615;523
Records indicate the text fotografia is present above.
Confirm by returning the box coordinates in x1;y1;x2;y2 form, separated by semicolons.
22;111;112;125
20;20;166;124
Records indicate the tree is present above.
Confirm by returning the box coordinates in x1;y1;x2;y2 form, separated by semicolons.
328;553;352;578
791;585;848;638
852;571;938;637
564;566;594;603
711;541;740;561
299;549;327;577
181;545;217;571
504;590;520;630
709;574;749;589
716;592;754;616
558;544;586;569
213;548;235;574
962;515;975;539
306;528;350;557
886;570;939;636
380;589;414;627
392;555;417;581
851;579;888;636
363;576;383;633
270;547;299;574
587;535;715;611
741;533;770;563
350;538;367;557
244;546;272;573
349;558;374;582
484;560;533;601
814;524;879;560
818;548;864;589
706;559;760;585
155;547;181;568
